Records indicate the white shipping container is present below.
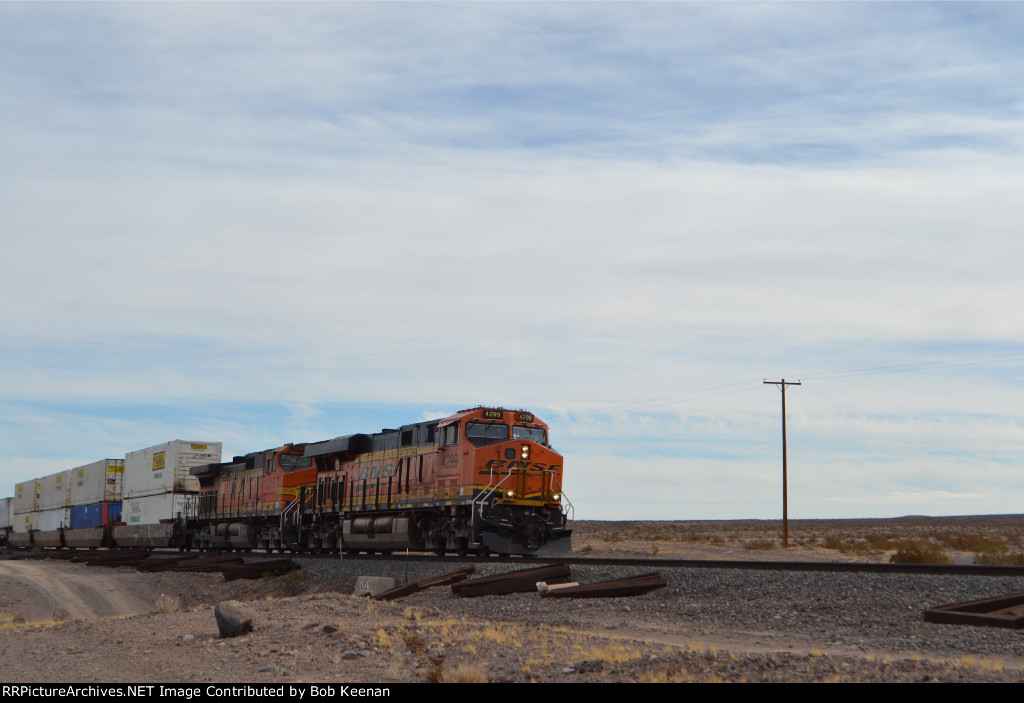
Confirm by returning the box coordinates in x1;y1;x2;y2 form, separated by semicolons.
122;492;197;526
124;440;221;499
0;497;11;530
69;459;124;507
38;470;72;511
12;511;38;533
13;480;39;514
38;507;71;531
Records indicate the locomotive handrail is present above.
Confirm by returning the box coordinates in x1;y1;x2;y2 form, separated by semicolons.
473;470;520;548
551;474;574;523
474;470;513;517
279;493;302;532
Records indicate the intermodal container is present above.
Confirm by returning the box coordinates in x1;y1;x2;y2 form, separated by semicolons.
122;492;197;525
13;480;39;514
38;507;70;531
124;441;221;499
0;497;11;530
12;511;38;533
70;502;122;529
70;459;124;506
38;470;72;511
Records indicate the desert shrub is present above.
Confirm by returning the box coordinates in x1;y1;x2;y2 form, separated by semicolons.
824;535;884;554
743;540;775;551
843;541;872;553
889;541;951;564
156;594;181;614
265;568;311;596
975;546;1024;566
440;663;488;683
940;533;1005;552
867;535;898;551
1004;531;1024;548
403;632;426;652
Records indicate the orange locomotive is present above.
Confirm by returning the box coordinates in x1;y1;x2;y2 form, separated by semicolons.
191;407;572;556
192;443;315;551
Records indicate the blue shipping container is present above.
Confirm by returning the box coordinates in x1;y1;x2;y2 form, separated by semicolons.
71;504;100;529
70;502;122;529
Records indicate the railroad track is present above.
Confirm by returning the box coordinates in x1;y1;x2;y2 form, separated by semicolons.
9;546;1024;577
253;550;1024;577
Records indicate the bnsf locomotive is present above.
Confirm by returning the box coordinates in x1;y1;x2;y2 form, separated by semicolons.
190;406;571;557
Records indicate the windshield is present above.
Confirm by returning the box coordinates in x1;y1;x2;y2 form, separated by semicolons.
512;425;547;445
465;422;509;447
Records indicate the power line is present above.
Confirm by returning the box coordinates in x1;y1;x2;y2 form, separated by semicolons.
555;379;763;420
552;350;1023;423
794;351;1024;382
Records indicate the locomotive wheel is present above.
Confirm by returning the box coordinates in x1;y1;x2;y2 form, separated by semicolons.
456;538;469;557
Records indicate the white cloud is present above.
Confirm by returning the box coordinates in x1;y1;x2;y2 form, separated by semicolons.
2;3;1024;517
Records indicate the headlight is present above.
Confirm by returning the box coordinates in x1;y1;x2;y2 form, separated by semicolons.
520;444;530;460
551;493;560;502
505;489;515;498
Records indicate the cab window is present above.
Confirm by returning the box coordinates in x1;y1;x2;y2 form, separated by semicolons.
443;423;460;446
465;422;509;447
512;425;547;445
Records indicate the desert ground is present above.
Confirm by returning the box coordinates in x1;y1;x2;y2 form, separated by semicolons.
2;516;1024;683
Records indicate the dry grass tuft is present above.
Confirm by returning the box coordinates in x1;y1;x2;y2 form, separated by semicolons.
264;569;311;596
156;594;181;614
0;611;63;632
0;612;26;632
889;540;950;564
974;546;1024;566
440;663;488;683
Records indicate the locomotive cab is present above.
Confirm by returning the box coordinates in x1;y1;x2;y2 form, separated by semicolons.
440;408;572;556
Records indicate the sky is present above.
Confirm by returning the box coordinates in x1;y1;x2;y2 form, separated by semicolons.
2;2;1024;521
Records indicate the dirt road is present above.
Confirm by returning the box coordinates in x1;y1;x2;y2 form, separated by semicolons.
0;560;153;622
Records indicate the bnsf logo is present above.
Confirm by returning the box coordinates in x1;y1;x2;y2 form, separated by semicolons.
480;460;561;473
359;463;396;480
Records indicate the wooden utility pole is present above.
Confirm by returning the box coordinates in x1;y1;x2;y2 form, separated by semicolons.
764;379;801;547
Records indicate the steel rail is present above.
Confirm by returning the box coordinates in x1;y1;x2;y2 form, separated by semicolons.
10;547;1024;577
